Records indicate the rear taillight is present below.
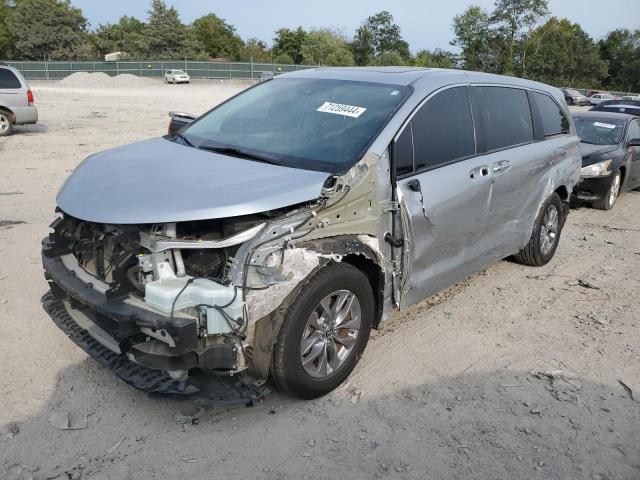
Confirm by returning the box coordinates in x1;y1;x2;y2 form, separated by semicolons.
27;89;34;106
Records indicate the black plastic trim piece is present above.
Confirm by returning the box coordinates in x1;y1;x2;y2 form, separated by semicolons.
42;292;272;406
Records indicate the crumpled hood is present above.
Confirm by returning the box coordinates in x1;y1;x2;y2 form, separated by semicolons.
579;142;619;164
57;138;329;224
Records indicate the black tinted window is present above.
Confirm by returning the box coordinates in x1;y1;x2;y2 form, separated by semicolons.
411;87;475;171
532;92;570;136
0;68;21;89
471;86;533;151
394;123;414;176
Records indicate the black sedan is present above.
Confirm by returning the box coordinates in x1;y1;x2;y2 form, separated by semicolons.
590;99;640;116
572;111;640;210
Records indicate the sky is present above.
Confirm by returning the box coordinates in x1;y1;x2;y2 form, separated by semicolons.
70;0;640;53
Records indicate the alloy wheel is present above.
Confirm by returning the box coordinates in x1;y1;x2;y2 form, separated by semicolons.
608;172;621;209
539;204;559;256
0;114;9;133
300;289;362;379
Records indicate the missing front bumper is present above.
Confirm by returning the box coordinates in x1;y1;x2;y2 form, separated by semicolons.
42;292;270;405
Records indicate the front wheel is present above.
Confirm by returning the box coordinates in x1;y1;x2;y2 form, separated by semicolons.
514;192;563;266
0;111;13;137
270;262;374;399
592;170;621;210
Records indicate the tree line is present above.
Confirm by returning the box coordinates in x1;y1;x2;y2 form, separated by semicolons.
0;0;638;91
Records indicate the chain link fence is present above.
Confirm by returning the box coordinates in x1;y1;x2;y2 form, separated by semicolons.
562;87;639;98
6;60;315;81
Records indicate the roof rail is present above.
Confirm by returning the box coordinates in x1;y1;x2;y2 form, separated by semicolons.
0;61;7;65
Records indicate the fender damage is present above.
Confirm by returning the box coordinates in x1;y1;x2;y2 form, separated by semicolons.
41;148;396;401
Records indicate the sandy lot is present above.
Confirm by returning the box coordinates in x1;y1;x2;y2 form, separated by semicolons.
1;80;639;480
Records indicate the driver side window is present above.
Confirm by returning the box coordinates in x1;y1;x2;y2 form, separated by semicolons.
393;86;475;177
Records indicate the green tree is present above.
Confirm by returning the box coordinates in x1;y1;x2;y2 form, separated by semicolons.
8;0;90;60
352;11;410;65
239;38;271;62
193;13;243;60
370;51;406;66
491;0;549;74
301;28;354;66
0;0;17;59
413;48;458;68
525;17;607;87
451;6;492;71
93;16;146;58
143;0;202;59
599;29;640;92
273;27;307;64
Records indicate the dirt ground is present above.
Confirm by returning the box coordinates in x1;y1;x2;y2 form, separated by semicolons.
1;79;639;480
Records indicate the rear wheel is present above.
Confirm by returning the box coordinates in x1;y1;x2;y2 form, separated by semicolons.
592;170;621;210
271;262;374;399
0;111;13;137
514;192;563;266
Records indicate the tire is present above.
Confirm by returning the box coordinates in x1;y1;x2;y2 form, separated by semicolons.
592;170;621;211
270;262;374;399
514;192;563;267
0;110;13;137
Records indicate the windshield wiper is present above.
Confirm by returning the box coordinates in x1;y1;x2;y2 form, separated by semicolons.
197;145;281;165
173;132;194;147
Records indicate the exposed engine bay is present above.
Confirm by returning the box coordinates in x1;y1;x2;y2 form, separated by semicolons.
41;150;393;401
44;203;312;376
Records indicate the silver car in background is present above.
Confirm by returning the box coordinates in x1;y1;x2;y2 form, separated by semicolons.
0;62;38;136
165;69;190;84
41;67;581;402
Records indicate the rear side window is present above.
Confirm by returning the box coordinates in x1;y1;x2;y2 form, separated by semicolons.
471;86;533;151
411;87;475;171
0;68;22;89
531;92;570;137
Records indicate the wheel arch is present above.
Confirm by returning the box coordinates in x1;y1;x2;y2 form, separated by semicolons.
554;185;570;225
248;236;385;380
341;253;384;329
0;106;15;122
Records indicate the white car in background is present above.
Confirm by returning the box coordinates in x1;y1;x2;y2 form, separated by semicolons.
589;93;615;105
0;62;38;136
620;95;640;101
165;69;190;84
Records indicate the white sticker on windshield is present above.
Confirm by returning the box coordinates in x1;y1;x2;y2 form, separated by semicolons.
593;122;616;129
317;102;366;118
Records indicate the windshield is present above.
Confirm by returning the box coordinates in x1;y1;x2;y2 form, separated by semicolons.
173;70;187;75
574;116;625;145
182;78;411;174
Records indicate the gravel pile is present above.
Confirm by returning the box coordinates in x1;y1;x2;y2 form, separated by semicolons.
59;72;156;88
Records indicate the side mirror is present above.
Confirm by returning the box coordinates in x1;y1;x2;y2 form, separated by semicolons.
628;138;640;147
168;111;197;135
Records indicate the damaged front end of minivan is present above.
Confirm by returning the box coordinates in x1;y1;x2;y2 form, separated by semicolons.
41;149;395;404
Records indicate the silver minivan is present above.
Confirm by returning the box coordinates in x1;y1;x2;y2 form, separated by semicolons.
0;62;38;136
42;68;580;402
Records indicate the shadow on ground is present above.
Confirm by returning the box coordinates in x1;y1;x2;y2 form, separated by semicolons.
2;359;639;480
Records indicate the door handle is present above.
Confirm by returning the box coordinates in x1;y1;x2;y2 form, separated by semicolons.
492;160;511;173
407;179;421;192
469;165;491;180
